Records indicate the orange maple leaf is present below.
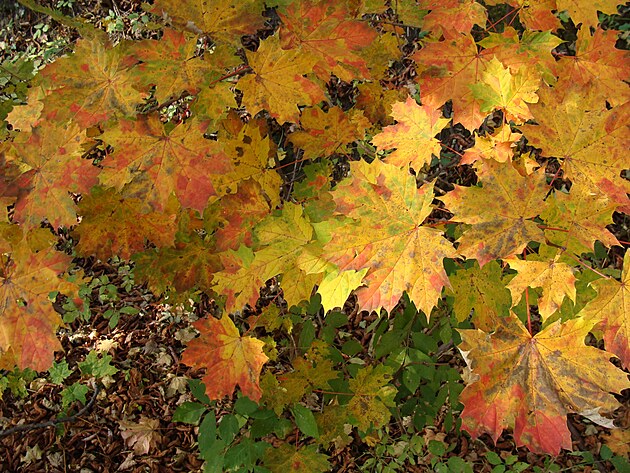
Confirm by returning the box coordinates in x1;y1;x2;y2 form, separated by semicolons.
181;315;268;401
413;33;494;129
459;312;629;454
149;0;265;45
0;241;78;371
278;0;377;81
521;82;630;212
38;37;144;127
129;28;240;104
100;115;229;212
553;28;630;107
74;186;177;260
483;0;560;31
5;122;99;228
289;106;370;158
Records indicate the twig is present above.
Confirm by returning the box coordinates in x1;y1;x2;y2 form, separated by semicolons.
0;382;100;438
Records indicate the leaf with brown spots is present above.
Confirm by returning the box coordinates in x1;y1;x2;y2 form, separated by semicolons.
237;35;325;124
578;251;630;369
458;312;629;455
100;114;229;212
440;160;549;266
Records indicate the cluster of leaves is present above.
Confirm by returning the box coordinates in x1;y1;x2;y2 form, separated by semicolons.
1;0;629;470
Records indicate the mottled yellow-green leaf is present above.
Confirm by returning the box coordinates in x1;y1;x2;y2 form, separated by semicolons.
541;187;619;257
449;260;512;331
469;56;539;124
263;444;330;473
440;160;548;266
323;159;455;315
348;365;396;432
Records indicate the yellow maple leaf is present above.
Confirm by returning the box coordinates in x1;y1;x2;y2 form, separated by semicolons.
506;246;577;320
322;159;455;315
470;56;539;124
372;96;450;170
238;35;325;124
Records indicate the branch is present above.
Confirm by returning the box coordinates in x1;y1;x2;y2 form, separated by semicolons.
0;382;100;438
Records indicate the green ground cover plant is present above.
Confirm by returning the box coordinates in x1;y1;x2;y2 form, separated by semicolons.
0;0;629;471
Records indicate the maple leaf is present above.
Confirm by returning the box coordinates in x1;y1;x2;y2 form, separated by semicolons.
38;37;144;127
132;234;221;296
289;106;370;158
215;203;320;312
278;0;378;81
484;0;560;31
371;96;450;170
315;404;352;449
355;82;408;127
440;160;548;266
100;114;228;212
238;35;325;124
413;33;494;129
521;82;630;212
73;186;177;260
149;0;265;45
263;444;330;473
0;241;78;370
206;179;272;252
556;0;619;28
261;340;338;414
118;416;162;455
553;28;630;108
578;251;630;369
506;246;577;320
461;124;522;164
213;246;266;313
317;269;369;313
129;29;240;104
479;28;562;85
181;315;268;401
321;159;455;315
469;56;540;124
0;223;22;253
210;119;283;208
421;0;487;37
348;365;396;432
357;32;402;80
541;187;619;256
449;260;512;331
6;85;46;133
5;122;99;228
458;312;629;455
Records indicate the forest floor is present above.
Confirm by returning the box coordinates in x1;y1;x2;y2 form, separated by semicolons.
0;1;629;472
